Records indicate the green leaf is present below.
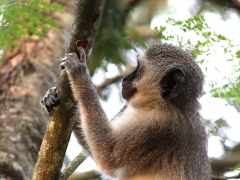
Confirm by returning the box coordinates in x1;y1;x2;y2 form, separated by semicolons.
232;164;240;170
236;50;240;58
191;49;201;56
0;0;64;50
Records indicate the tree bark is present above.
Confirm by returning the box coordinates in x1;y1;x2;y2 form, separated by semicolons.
0;2;75;179
32;1;105;180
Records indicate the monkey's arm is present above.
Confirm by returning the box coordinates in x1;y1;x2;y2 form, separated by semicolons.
61;49;116;165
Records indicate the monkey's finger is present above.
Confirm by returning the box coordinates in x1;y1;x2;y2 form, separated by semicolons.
48;93;58;102
40;99;52;113
47;95;58;104
66;53;79;62
49;87;57;93
77;46;87;64
40;99;45;106
60;61;66;70
40;95;58;111
40;98;51;107
61;53;79;70
60;57;67;69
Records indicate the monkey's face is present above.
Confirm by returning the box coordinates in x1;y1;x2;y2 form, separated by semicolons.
122;61;139;101
121;51;183;105
121;53;162;108
122;43;204;110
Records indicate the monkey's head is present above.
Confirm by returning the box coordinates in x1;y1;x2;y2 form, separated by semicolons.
122;43;204;111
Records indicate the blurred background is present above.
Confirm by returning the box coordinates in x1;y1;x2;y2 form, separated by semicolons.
0;0;240;179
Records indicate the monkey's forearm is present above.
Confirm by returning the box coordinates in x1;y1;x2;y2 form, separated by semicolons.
69;75;116;162
62;52;115;162
71;75;111;134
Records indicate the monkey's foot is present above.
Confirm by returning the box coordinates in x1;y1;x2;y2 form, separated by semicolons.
40;87;59;112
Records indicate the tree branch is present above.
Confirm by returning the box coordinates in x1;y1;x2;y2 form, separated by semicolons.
32;1;105;179
96;66;135;93
60;151;86;180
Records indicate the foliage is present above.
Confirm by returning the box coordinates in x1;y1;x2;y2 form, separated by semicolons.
89;0;145;74
154;15;240;104
232;164;240;171
154;15;234;57
210;77;240;103
0;0;63;51
206;118;229;136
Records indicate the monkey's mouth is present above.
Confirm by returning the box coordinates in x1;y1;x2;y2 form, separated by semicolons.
122;81;137;101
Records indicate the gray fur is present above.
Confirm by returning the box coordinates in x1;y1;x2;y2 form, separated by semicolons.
43;44;211;180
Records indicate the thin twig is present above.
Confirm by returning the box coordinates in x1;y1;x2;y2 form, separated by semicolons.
60;151;87;180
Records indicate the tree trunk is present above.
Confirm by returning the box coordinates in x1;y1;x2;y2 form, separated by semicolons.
0;2;75;179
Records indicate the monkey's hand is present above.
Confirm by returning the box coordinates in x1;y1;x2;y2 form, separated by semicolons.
41;47;88;113
40;87;59;112
60;47;88;78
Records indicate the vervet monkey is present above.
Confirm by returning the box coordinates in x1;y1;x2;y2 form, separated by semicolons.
41;43;211;180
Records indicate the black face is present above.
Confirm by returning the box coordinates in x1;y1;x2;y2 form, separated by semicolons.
121;62;139;101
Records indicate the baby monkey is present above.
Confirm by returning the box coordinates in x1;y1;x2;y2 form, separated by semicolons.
41;43;211;180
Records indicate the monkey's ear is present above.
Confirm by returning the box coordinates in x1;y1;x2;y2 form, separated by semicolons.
160;67;185;99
